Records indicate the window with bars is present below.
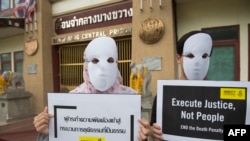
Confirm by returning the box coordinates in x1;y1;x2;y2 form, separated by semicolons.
0;51;24;74
0;0;20;11
0;0;10;11
14;51;24;73
203;25;239;80
1;53;11;74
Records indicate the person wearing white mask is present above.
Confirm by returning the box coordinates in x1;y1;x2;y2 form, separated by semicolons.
33;36;137;141
177;31;212;80
138;30;213;141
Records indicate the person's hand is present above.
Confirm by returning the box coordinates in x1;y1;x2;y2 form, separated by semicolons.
33;106;53;135
151;123;163;141
138;119;151;141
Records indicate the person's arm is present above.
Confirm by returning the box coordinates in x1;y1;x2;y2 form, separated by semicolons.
150;96;163;141
138;96;164;141
33;106;53;141
138;119;151;141
36;133;49;141
150;123;163;141
138;96;157;141
138;119;163;141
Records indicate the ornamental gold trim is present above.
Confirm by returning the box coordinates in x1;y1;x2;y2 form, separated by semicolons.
139;18;164;44
25;39;38;56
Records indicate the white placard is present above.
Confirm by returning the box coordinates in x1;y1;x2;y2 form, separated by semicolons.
157;80;250;141
48;93;141;141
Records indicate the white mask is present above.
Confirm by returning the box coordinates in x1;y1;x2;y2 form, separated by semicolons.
85;36;118;91
183;33;212;80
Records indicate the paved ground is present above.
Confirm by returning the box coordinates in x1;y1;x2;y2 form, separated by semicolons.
0;117;36;141
0;130;38;141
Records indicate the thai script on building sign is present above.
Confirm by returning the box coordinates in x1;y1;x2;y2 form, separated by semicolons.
56;8;133;30
52;27;132;44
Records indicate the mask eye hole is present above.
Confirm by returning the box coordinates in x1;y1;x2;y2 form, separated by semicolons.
183;53;194;59
202;53;209;59
91;58;99;64
107;57;114;63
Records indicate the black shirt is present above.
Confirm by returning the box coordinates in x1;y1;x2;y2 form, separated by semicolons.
150;95;157;125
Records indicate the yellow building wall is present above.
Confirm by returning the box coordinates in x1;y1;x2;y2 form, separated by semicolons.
132;0;177;96
29;0;250;114
0;35;24;72
176;0;250;81
23;0;54;114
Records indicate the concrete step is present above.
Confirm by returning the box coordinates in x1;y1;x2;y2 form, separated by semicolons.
0;129;38;141
0;117;35;135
